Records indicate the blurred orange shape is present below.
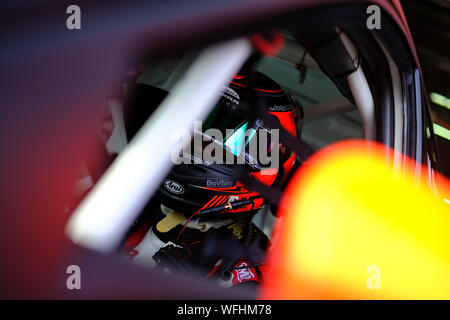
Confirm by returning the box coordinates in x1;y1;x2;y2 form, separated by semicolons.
261;140;450;299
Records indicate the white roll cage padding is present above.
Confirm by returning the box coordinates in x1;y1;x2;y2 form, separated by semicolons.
339;30;377;141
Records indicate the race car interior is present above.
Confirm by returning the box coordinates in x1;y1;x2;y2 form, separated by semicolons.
64;3;440;291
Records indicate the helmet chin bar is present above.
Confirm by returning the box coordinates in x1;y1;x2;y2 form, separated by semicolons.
66;38;253;253
198;196;264;217
160;195;265;230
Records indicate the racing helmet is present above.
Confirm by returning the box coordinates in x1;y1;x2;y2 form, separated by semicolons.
156;70;302;217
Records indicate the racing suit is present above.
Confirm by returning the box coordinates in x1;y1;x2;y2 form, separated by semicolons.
122;204;269;288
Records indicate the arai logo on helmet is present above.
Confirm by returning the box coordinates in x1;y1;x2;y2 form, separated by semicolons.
163;180;185;194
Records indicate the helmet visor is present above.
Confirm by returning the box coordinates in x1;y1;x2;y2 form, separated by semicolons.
186;96;281;169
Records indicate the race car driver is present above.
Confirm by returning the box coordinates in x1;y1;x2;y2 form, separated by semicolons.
120;69;303;288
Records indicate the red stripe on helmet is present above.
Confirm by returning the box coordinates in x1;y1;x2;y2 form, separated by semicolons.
199;195;219;211
269;111;297;137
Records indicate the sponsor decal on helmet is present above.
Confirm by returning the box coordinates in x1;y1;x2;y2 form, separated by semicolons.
163;179;185;194
222;87;240;107
269;104;294;112
206;179;234;188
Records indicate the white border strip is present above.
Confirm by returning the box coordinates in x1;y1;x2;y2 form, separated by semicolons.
375;36;404;171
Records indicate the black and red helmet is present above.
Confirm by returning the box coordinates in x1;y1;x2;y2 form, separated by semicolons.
156;70;302;217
